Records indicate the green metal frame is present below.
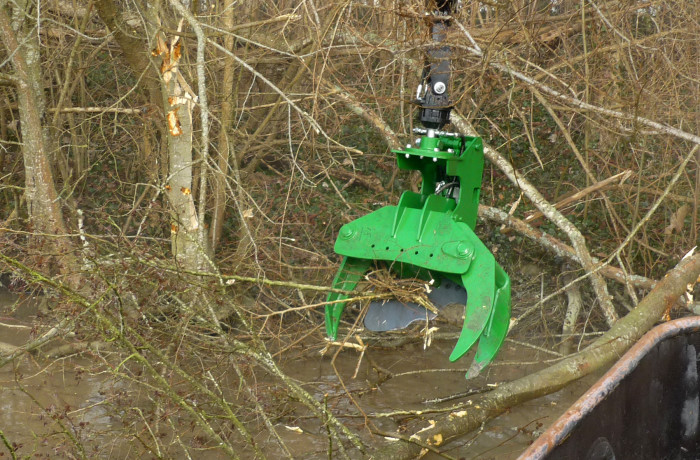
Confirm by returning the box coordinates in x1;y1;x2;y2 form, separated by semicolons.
325;132;511;377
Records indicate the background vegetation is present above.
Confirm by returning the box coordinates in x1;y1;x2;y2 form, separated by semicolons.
0;0;698;457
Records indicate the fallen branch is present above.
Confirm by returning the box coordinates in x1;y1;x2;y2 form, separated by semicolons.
328;82;401;150
478;204;656;289
560;273;583;355
370;253;700;459
0;341;18;355
516;170;632;230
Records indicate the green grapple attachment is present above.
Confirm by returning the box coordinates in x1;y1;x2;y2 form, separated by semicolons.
325;129;511;378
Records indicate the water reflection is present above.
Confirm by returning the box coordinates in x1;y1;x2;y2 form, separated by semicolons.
0;291;121;456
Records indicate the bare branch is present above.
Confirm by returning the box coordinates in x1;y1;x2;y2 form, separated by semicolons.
452;112;619;325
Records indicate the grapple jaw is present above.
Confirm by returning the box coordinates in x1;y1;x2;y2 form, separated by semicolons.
325;257;372;340
324;130;511;378
452;257;511;378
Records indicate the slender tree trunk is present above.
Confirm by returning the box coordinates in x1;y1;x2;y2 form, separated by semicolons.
155;30;210;269
210;0;237;252
0;0;73;271
95;0;210;270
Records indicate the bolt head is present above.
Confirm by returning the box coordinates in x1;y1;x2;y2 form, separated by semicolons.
340;227;355;239
457;242;472;257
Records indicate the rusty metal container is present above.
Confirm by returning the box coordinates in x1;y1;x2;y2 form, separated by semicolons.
520;317;700;460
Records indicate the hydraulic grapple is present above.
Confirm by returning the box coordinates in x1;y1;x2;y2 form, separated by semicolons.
325;128;511;378
324;0;511;378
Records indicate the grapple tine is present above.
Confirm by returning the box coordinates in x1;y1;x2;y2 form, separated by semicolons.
466;265;511;378
325;257;372;340
449;245;496;362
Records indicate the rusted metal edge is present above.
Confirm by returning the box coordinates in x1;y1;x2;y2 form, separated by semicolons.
519;316;700;459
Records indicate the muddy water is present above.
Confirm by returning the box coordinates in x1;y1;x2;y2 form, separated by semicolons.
0;292;129;457
0;289;598;458
278;337;599;459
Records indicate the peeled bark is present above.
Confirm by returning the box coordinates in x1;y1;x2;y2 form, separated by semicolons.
370;253;700;459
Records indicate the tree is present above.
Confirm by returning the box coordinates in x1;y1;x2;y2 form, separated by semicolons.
0;0;74;277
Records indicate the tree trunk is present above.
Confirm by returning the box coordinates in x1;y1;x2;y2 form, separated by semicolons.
95;0;210;270
0;1;73;272
210;0;237;252
154;30;211;269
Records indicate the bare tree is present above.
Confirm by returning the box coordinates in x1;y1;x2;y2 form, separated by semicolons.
0;0;74;276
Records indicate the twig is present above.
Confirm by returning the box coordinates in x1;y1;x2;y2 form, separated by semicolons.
530;87;630;237
452;112;619;326
518;170;632;229
451;21;700;147
0;428;16;460
608;145;699;261
207;39;330;140
479;204;656;289
423;388;490;405
48;106;144;114
618;184;697;205
506;338;563;358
